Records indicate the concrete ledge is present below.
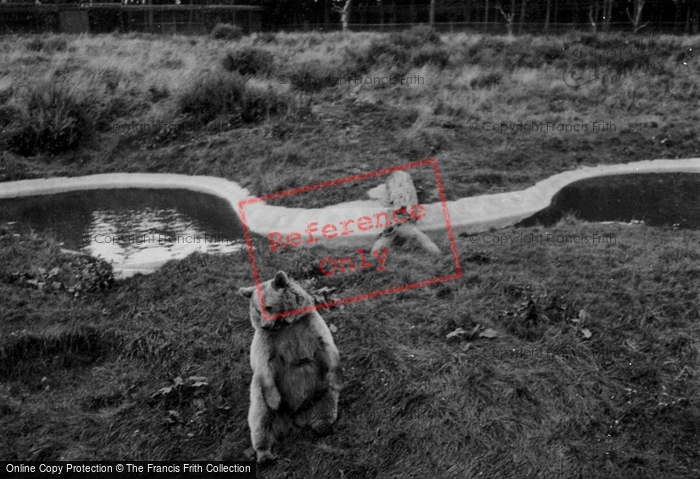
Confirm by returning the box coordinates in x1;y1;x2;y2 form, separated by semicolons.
3;157;700;255
419;157;700;235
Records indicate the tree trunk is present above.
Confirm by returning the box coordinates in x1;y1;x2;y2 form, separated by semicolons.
462;0;471;22
544;0;550;31
334;0;352;32
519;0;526;34
589;4;597;33
341;10;349;32
627;0;648;34
146;0;153;31
484;0;489;30
430;0;436;24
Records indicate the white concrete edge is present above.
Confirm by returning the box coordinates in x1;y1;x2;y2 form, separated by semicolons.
3;158;700;254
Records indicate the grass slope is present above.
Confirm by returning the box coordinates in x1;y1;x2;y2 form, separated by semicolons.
1;218;699;477
1;30;700;204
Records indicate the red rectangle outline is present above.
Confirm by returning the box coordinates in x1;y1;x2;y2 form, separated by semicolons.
238;158;462;322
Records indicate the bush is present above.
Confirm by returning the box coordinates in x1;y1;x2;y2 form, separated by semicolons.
347;26;444;75
210;23;244;41
284;60;341;93
221;47;274;76
470;72;503;89
346;39;411;75
26;36;68;54
253;32;278;44
178;73;288;124
411;45;450;69
390;25;441;49
7;83;89;157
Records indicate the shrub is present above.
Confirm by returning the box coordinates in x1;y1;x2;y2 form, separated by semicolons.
470;72;503;89
390;25;441;49
411;45;450;69
538;44;567;66
284;60;341;92
178;73;288;124
346;39;411;75
221;47;274;76
7;83;89;157
148;84;170;103
254;32;278;44
26;36;68;54
347;26;444;75
210;23;244;41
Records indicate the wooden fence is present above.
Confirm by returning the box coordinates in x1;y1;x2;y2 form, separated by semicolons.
0;2;261;34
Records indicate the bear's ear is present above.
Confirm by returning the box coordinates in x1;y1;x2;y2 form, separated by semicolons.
239;286;255;298
273;271;290;290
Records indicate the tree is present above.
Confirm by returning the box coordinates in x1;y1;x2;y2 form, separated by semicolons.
332;0;352;32
518;0;526;34
602;0;613;31
589;1;600;32
626;0;649;33
484;0;489;28
498;1;515;36
461;0;472;22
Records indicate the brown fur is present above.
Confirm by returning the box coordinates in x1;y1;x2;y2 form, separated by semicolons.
239;271;343;463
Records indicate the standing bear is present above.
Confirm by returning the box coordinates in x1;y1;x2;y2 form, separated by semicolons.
239;271;343;463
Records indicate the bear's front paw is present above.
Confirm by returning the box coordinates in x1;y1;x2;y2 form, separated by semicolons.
256;449;277;464
264;387;281;410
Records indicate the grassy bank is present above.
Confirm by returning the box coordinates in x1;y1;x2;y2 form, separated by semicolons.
1;29;700;204
1;219;699;477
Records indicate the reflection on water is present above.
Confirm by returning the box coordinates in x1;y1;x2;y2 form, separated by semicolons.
517;173;700;229
0;189;246;277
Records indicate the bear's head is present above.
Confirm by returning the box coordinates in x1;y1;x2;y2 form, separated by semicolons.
239;271;315;330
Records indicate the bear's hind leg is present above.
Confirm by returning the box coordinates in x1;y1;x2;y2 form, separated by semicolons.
248;380;277;463
305;388;339;436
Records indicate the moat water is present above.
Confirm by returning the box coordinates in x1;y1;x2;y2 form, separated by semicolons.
0;188;246;277
517;173;700;229
2;173;699;277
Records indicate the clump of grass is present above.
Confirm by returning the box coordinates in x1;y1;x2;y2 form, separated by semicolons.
26;36;68;54
285;60;341;92
499;293;576;342
7;82;90;157
250;149;307;197
210;23;244;41
390;25;442;48
411;44;450;69
221;47;274;76
346;39;411;75
253;32;278;44
147;84;170;103
0;327;117;380
346;26;447;75
470;71;503;89
178;72;289;124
